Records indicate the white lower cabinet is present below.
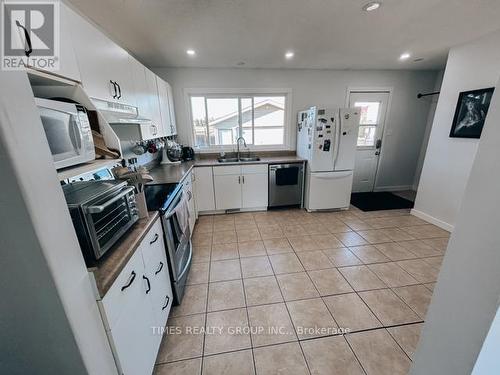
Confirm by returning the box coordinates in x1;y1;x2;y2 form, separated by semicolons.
214;174;242;210
99;219;172;375
193;167;216;212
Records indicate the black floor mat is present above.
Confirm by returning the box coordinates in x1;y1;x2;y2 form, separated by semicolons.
350;192;414;212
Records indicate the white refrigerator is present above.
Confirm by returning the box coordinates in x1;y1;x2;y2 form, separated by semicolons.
297;107;360;211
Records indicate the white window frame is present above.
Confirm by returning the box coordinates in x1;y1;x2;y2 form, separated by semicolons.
184;88;293;152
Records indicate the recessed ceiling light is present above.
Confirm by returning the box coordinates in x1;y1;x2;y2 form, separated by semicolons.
285;51;294;59
362;2;381;12
186;49;196;56
399;52;411;60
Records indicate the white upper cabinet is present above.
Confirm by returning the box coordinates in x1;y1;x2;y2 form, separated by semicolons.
131;59;162;127
156;77;177;136
68;10;136;106
56;4;81;82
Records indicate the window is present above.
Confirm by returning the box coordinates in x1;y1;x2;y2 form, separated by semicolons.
355;101;381;147
190;93;288;149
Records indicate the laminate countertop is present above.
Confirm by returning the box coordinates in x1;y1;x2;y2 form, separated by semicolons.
88;211;160;298
193;155;306;166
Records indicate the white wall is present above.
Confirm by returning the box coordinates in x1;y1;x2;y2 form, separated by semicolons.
0;71;117;374
471;306;500;375
156;67;438;190
413;30;500;230
410;77;500;375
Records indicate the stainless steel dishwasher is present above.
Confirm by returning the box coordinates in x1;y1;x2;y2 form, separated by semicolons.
269;163;305;207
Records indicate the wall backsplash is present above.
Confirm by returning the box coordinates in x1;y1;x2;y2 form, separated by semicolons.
120;140;160;166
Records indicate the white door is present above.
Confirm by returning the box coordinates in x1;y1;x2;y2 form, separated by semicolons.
349;91;390;192
214;174;242;210
193;167;215;212
241;165;268;208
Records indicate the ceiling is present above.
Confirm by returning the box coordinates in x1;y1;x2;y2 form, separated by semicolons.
66;0;500;70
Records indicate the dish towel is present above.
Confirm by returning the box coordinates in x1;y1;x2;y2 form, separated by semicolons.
174;194;190;236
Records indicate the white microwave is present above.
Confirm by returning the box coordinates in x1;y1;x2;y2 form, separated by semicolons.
35;98;95;169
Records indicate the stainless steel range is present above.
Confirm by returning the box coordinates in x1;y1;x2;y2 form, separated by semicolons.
145;182;191;304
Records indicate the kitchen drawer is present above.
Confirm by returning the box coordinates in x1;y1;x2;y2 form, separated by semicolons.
101;247;144;329
213;165;241;176
141;219;165;270
242;164;267;174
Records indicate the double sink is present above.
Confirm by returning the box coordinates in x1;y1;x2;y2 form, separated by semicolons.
217;153;261;163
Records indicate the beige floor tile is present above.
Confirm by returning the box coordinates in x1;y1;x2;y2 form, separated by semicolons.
192;245;211;264
209;259;241;282
308;268;353;296
276;272;320;301
253;342;309;375
237;240;267;257
207;280;245;312
282;224;307;237
287;298;338;339
323;248;363;267
247;303;297;347
336;232;369;247
204;308;251;355
393;284;433;318
396;259;440;283
343;219;374;231
268;253;304;274
193;221;213;234
349;245;390;264
356;229;393;244
154;358;202;375
422;237;449;252
212;230;237;244
213;215;234;224
301;336;365;375
288;235;321;252
338;265;387;291
213;221;236;232
325;221;353;234
263;238;293;255
243;276;283;306
387;323;423;359
374;242;417;261
422;256;444;269
367;262;419;287
424;282;436;292
235;222;258;232
296;250;335;270
211;243;239;261
237;228;262;242
379;228;415;241
400;224;450;239
359;289;421;326
397;239;442;257
314;234;344;249
187;262;209;285
346;329;411;375
202;349;254;375
323;293;382;332
192;232;213;247
364;217;402;229
240;256;274;278
156;314;205;363
395;215;427;227
171;284;208;317
259;224;285;239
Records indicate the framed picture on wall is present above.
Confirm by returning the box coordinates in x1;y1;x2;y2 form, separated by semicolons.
449;87;495;138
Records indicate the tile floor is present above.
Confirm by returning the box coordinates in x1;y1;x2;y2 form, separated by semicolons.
154;206;449;375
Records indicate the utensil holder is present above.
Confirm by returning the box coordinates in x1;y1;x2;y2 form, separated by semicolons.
135;190;149;219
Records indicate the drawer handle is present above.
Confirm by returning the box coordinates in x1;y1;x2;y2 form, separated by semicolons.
150;233;159;245
155;261;164;275
143;275;151;294
121;271;136;291
162;296;170;310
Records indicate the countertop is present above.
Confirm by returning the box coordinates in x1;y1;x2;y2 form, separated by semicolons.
193;155;306;166
88;211;160;298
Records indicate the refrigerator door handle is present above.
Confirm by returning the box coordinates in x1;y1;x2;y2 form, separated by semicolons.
333;112;341;168
314;171;352;179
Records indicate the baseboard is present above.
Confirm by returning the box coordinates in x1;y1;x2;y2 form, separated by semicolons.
373;185;414;192
410;209;454;232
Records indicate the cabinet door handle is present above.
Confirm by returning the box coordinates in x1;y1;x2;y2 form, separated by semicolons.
150;233;159;245
15;21;33;57
116;82;122;99
162;296;170;310
238;176;241;184
242;175;245;184
121;271;136;291
187;190;192;201
143;275;151;294
155;261;164;275
110;80;117;99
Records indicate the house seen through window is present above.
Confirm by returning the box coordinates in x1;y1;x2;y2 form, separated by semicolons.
190;95;287;148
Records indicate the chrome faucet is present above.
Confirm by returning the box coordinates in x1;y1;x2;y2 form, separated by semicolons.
236;136;247;161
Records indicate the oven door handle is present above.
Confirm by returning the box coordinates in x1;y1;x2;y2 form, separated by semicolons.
176;243;193;281
85;187;135;214
164;191;184;220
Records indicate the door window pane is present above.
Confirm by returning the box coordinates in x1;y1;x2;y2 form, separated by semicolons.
355;101;380;125
207;98;239;146
357;125;376;147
